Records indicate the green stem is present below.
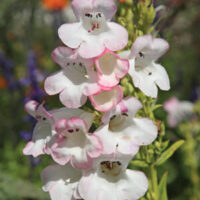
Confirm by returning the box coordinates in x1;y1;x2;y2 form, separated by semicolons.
149;164;159;200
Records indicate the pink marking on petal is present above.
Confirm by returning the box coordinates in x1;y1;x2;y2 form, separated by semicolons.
55;118;69;135
118;100;128;113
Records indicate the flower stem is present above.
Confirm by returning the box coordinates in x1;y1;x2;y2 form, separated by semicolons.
149;164;159;200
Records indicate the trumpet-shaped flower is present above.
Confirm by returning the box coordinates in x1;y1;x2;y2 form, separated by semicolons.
41;164;82;200
23;100;94;157
164;97;194;127
78;154;148;200
94;97;158;155
44;47;101;108
95;49;129;90
120;35;170;98
49;117;103;170
58;0;128;58
89;85;123;112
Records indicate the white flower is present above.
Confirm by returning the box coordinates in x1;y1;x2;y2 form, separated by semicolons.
41;164;82;200
49;117;103;170
78;154;148;200
23;100;94;157
94;97;158;155
58;0;128;58
44;46;100;108
120;35;170;98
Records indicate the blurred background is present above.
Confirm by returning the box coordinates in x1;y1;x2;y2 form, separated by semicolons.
0;0;200;199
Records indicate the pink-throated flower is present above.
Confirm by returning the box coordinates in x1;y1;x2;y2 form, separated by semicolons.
44;46;101;108
23;100;94;157
94;97;158;155
58;0;128;58
49;117;103;170
78;154;148;200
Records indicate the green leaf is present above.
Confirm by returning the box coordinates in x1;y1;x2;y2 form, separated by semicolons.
155;140;185;166
130;160;149;168
151;104;162;111
159;172;168;200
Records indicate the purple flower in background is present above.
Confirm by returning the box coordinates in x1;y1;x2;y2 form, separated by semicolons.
22;50;46;136
30;157;42;167
23;51;46;103
21;51;46;168
0;51;19;91
20;131;32;141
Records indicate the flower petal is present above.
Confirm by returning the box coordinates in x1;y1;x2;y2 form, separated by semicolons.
89;86;123;112
23;122;52;157
44;71;68;95
49;107;94;129
71;0;93;20
78;36;106;59
153;63;170;91
93;0;117;21
51;137;94;169
95;49;129;89
41;164;81;200
24;100;39;117
58;22;127;59
119;169;148;200
103;22;128;52
130;68;158;98
126;118;158;146
55;117;88;134
50;118;102;169
78;171;121;200
58;22;85;49
78;169;148;200
117;139;139;156
121;96;142;117
101;97;142;124
72;0;117;21
130;35;169;61
52;46;74;67
60;87;87;108
94;125;118;155
94;124;139;156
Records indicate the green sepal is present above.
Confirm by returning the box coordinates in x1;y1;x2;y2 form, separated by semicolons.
158;172;168;200
155;140;185;166
161;140;170;151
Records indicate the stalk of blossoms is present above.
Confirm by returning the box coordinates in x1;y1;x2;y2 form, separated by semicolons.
22;1;184;200
117;1;184;200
